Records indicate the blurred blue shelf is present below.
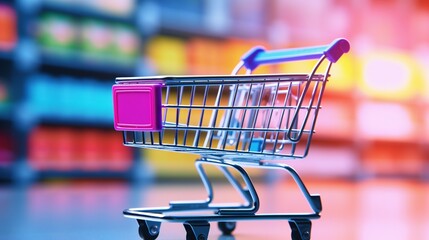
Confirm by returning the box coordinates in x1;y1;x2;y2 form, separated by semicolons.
0;166;13;182
160;20;227;39
41;3;134;24
40;52;136;76
0;104;12;122
0;50;14;61
38;116;113;129
36;169;133;180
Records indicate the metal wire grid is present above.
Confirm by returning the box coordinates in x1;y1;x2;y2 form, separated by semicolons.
120;58;332;161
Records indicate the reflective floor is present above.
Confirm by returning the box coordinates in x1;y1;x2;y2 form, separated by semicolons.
1;177;429;240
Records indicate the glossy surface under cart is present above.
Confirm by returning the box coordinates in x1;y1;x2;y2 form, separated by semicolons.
112;38;350;240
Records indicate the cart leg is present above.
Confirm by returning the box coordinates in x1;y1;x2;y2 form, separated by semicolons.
137;220;161;240
168;159;215;210
183;221;210;240
283;165;322;213
262;163;322;214
196;159;260;215
289;219;311;240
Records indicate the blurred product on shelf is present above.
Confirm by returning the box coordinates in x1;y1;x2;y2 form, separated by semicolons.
28;126;132;171
359;50;423;101
361;141;425;177
187;38;224;75
84;21;139;64
0;4;16;51
37;12;78;57
111;24;139;64
37;12;139;65
0;79;9;111
146;36;187;74
81;19;115;61
26;74;114;122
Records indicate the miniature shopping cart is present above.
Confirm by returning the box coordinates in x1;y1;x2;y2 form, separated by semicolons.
112;38;350;240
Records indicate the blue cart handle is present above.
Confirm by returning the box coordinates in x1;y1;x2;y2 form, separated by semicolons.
241;38;350;71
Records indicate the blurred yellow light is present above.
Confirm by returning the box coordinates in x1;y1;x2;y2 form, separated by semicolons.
359;51;423;100
146;36;187;75
328;54;356;93
364;57;410;92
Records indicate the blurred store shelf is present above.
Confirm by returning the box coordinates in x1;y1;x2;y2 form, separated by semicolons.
1;0;429;183
40;2;134;23
39;52;137;76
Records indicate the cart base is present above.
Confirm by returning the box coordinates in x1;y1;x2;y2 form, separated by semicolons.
125;207;319;240
123;158;321;240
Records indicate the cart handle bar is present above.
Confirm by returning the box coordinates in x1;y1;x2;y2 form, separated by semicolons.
241;38;350;71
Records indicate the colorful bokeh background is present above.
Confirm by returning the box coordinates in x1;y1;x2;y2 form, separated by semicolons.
1;0;429;179
1;0;429;239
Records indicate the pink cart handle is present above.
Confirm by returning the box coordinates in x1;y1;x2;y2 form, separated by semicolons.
241;38;350;71
113;84;162;131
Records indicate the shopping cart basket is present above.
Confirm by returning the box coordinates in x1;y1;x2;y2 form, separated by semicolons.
112;38;350;240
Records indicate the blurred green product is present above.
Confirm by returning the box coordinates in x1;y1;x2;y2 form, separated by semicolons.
37;12;78;57
80;19;115;62
0;79;10;114
110;24;139;65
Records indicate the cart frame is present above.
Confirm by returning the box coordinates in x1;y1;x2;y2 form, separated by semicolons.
113;38;350;240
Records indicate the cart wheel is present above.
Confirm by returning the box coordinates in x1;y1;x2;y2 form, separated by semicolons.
137;220;161;240
218;222;236;235
289;220;311;240
184;221;210;240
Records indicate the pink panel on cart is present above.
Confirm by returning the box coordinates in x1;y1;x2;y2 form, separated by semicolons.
113;84;162;131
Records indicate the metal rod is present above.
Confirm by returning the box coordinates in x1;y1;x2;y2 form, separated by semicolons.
193;85;209;147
